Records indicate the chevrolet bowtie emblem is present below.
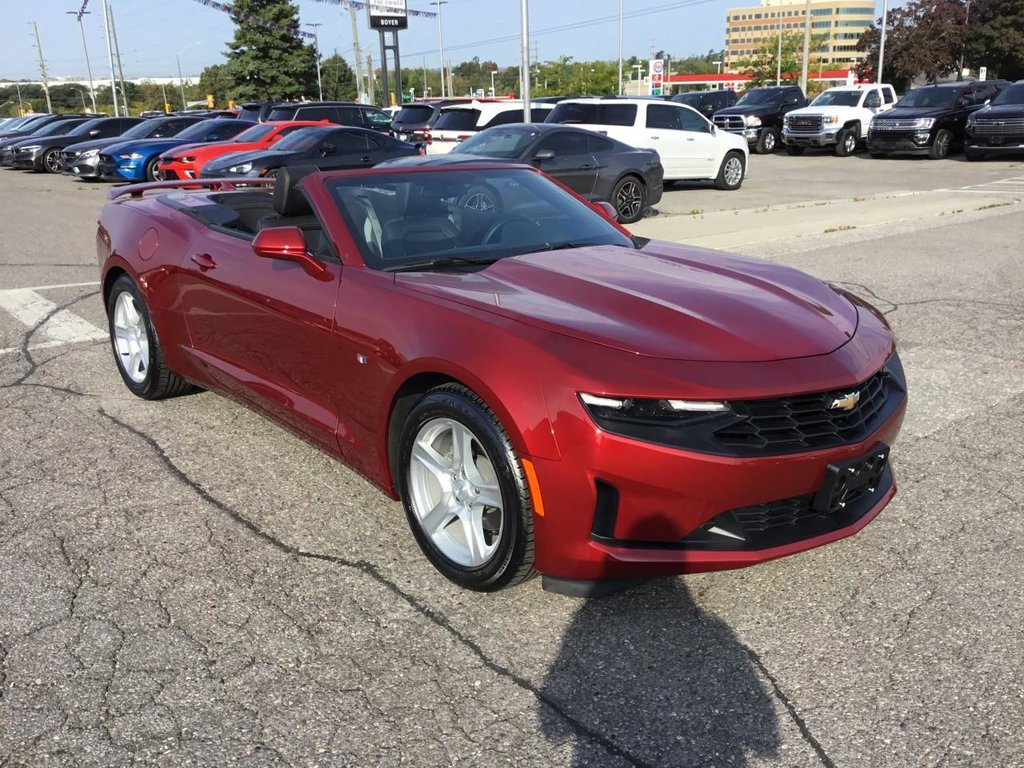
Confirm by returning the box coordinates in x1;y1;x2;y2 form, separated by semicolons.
830;391;861;411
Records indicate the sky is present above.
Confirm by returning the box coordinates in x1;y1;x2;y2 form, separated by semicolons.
0;0;797;83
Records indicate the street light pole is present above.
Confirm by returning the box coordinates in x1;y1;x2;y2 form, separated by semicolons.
799;0;811;94
617;0;624;95
176;55;187;110
67;10;98;112
430;1;448;98
490;69;496;98
520;0;530;119
307;23;323;100
100;0;118;116
776;13;783;86
877;0;889;84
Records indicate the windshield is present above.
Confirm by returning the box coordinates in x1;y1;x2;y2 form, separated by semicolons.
811;90;862;107
992;84;1024;105
31;120;86;137
896;88;957;108
326;168;633;271
233;123;277;142
433;109;482;131
735;89;783;106
272;127;331;151
393;104;436;126
451;127;538;158
174;120;237;141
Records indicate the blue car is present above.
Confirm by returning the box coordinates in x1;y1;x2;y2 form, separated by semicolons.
98;118;255;182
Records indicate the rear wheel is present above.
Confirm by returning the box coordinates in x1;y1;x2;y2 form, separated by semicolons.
612;175;646;223
41;148;63;174
397;385;535;591
107;275;194;400
785;145;805;156
714;151;745;190
755;128;778;154
835;128;858;157
929;129;952;160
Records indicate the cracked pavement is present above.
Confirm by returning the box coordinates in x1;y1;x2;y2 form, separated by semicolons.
1;160;1022;767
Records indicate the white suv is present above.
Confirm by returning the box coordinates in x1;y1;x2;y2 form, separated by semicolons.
782;84;897;156
426;101;555;154
545;98;749;189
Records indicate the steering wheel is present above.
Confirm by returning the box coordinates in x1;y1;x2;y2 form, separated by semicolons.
481;215;536;245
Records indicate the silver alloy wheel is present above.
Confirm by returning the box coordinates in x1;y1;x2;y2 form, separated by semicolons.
112;291;150;384
723;156;744;187
616;180;643;220
408;417;504;568
763;131;776;152
843;132;857;154
44;150;62;173
461;190;496;212
934;132;950;157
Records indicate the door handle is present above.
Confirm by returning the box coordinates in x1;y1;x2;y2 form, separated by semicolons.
361;155;373;163
687;137;696;142
190;253;217;271
581;163;595;170
650;135;660;140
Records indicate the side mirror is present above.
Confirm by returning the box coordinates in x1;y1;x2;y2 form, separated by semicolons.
593;201;618;221
252;226;330;280
532;148;555;162
88;129;101;137
319;143;336;156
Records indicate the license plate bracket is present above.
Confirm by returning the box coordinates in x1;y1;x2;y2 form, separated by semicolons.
812;443;889;514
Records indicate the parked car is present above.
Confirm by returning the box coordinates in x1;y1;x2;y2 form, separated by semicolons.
437;123;664;223
158;120;331;179
7;117;141;173
200;125;419;178
713;85;806;154
390;98;493;143
965;81;1024;160
264;101;394;133
0;113;55;142
97;163;907;594
547;97;748;189
63;116;203;181
1;118;92;166
98;118;255;182
866;80;1008;159
0;114;50;139
671;89;737;119
426;101;555;154
782;84;897;156
236;102;286;122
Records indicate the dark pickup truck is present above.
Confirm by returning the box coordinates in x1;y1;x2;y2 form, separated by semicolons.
713;85;806;154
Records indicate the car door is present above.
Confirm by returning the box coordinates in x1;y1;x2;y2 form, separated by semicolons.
676;106;720;176
643;103;693;177
310;129;379;170
529;130;598;196
177;225;345;451
950;86;983;138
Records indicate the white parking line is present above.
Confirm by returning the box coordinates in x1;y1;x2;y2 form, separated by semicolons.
0;288;107;354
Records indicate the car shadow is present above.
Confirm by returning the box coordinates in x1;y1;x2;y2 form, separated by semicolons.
538;518;781;766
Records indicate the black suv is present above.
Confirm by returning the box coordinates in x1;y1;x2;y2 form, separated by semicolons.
264;101;394;133
965;81;1024;160
866;80;1008;159
713;86;806;153
671;89;737;119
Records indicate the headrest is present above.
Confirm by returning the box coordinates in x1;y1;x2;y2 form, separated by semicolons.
272;165;317;217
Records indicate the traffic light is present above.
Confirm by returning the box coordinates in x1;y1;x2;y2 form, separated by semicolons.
206;94;215;109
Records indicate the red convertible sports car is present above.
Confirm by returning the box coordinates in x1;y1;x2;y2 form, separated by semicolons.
97;164;907;596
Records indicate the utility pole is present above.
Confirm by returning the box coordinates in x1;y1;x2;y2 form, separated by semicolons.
67;10;98;112
32;22;53;114
101;0;118;116
307;23;323;100
617;0;624;95
348;4;365;102
109;5;129;116
430;1;447;98
776;13;783;86
520;0;530;118
956;0;971;80
367;53;375;105
799;0;811;94
877;0;889;84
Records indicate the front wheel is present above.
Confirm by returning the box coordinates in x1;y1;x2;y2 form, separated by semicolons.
755;128;778;154
144;157;161;182
786;145;805;156
107;275;195;400
42;148;63;174
835;128;858;157
714;151;745;190
397;385;535;591
929;129;952;160
611;175;646;223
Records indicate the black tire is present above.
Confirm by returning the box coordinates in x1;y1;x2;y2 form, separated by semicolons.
144;157;161;182
714;151;745;190
964;146;983;162
106;275;195;400
835;128;858;157
397;384;536;592
929;129;952;160
611;175;646;223
41;148;63;174
755;128;778;154
786;145;805;156
869;151;887;159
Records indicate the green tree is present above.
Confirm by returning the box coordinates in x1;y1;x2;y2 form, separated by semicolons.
735;32;827;86
321;53;357;101
221;0;318;101
199;64;233;108
965;0;1024;80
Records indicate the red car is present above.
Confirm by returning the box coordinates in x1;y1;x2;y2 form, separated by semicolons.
97;164;907;596
157;120;329;179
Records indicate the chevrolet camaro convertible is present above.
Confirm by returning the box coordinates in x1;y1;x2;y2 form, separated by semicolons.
97;164;907;596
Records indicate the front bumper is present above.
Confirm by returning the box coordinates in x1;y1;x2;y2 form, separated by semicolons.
64;154;101;179
867;130;934;155
11;151;43;171
98;158;140;182
783;128;841;147
158;161;198;180
966;134;1024;153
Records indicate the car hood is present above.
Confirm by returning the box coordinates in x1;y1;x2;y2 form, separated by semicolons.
398;242;858;362
974;104;1024;119
163;140;264;160
883;106;952;119
715;103;784;118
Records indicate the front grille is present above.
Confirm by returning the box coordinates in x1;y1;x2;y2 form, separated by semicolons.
730;494;816;533
787;115;823;133
870;118;923;131
714;370;890;452
98;153;114;165
971;117;1024;135
714;115;745;131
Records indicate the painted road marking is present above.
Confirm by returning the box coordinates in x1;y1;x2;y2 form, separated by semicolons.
0;287;107;355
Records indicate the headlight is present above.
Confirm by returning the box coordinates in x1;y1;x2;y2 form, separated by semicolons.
822;115;840;125
181;155;196;163
130;152;144;160
20;145;40;152
912;118;935;129
80;149;98;158
783;114;791;125
743;115;762;127
226;162;253;174
578;393;736;450
118;153;132;160
966;114;977;125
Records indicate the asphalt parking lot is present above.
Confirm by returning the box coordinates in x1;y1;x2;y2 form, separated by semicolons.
1;152;1022;767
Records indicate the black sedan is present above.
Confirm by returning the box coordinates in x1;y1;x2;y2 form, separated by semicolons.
385;123;663;224
1;118;92;167
200;125;421;179
9;116;141;173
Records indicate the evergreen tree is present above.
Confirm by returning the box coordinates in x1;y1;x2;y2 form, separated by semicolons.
221;0;318;101
321;54;358;101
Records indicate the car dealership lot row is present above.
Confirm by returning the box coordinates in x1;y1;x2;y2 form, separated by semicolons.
0;158;1022;766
